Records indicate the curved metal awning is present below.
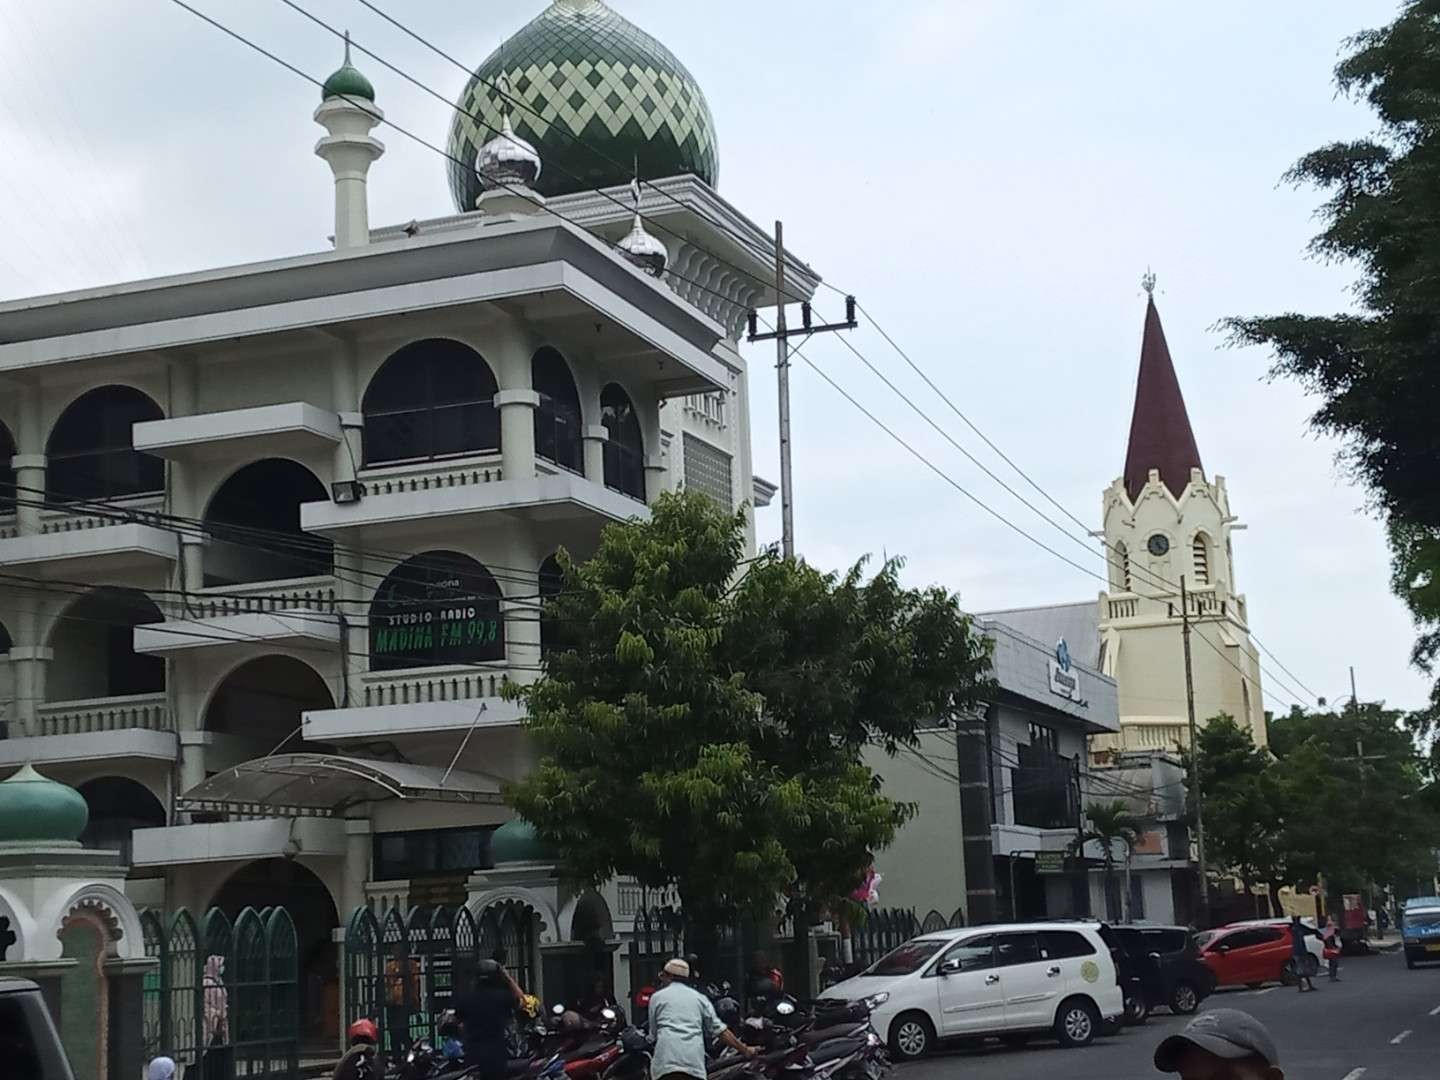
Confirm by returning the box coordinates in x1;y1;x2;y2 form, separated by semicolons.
179;753;507;815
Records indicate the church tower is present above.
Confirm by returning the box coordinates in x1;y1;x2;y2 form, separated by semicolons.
1095;283;1268;754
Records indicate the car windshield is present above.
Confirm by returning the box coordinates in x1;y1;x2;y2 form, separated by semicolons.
1193;930;1220;949
863;939;947;976
1405;910;1440;929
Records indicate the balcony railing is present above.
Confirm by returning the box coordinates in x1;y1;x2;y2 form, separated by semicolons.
39;493;165;534
188;575;338;619
360;663;512;707
358;455;504;497
33;692;171;737
1107;596;1140;620
1127;724;1187;751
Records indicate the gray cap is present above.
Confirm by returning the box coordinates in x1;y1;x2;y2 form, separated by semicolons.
1155;1009;1279;1072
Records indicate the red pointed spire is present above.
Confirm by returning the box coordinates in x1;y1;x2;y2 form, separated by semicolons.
1123;292;1203;502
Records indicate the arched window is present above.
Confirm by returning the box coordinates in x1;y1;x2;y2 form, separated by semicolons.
77;777;166;865
538;553;563;656
600;384;644;501
1113;541;1131;592
203;459;333;585
532;348;583;473
362;339;500;466
0;420;15;516
48;587;164;700
1192;534;1211;586
204;655;334;756
369;550;504;671
46;386;163;504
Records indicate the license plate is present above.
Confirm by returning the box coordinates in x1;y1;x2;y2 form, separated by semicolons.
1424;944;1440;953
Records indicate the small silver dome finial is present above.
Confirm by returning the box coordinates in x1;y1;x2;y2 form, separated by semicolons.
476;72;542;194
616;158;667;276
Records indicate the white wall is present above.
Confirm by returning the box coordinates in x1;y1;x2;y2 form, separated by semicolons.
865;730;966;917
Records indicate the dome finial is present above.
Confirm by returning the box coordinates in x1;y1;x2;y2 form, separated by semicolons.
617;158;667;276
476;72;543;197
321;30;376;103
1142;267;1157;297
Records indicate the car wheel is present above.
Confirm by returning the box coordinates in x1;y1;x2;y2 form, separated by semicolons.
1055;998;1100;1049
1000;1034;1031;1049
889;1013;934;1060
1406;954;1417;970
1170;982;1200;1015
1124;993;1149;1025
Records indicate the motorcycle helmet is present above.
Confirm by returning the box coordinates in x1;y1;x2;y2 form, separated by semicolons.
347;1019;379;1044
621;1028;651;1053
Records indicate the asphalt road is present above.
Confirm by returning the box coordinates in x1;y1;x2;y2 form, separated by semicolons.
892;949;1440;1080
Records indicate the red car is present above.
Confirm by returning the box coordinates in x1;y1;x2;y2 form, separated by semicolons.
1196;924;1315;988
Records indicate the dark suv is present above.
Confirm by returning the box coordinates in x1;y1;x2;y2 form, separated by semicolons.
1105;924;1215;1020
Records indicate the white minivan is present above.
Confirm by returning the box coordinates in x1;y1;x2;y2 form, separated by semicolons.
824;922;1124;1058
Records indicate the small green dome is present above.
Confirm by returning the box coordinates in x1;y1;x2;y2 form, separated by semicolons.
490;818;557;864
0;764;88;844
322;62;376;103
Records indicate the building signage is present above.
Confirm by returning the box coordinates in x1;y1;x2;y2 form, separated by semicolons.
1035;851;1067;875
1048;638;1083;703
369;552;505;669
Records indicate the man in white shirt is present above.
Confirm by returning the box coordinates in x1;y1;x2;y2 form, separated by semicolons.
647;958;755;1080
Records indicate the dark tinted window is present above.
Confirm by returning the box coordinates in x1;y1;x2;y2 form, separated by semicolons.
363;339;500;465
994;933;1041;967
1218;928;1279;950
600;383;645;501
1143;929;1191;954
1039;931;1096;959
866;939;946;976
46;385;164;503
369;550;504;671
940;935;996;972
532;347;583;473
374;826;496;878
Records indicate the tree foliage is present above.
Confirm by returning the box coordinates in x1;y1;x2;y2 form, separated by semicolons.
506;490;993;932
1224;1;1440;717
1195;715;1287;906
1075;800;1147;920
1196;707;1438;897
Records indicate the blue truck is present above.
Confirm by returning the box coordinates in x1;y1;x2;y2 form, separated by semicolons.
1400;897;1440;969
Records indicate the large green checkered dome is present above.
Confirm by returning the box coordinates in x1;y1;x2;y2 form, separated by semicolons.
447;0;719;207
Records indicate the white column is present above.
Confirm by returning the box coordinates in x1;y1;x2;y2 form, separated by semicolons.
9;645;51;735
168;360;202;601
341;817;373;917
644;455;667;505
496;390;539;482
14;384;44;535
582;425;608;487
314;101;385;249
331;341;363;483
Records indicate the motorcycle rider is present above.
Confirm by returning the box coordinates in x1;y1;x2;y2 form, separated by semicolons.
649;958;755;1080
332;1019;380;1080
455;958;527;1080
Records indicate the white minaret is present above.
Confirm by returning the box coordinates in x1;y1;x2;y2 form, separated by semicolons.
1095;280;1268;755
313;34;384;249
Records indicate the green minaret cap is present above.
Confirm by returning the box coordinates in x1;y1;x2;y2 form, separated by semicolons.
0;763;89;844
321;32;376;103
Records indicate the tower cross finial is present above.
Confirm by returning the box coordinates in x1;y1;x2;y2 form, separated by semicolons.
1142;268;1157;297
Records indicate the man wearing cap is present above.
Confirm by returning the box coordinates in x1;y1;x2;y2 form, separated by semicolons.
648;958;755;1080
1154;1009;1284;1079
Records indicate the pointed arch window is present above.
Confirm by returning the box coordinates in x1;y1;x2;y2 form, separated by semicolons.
600;384;645;502
369;550;504;671
1192;534;1211;586
1113;541;1132;592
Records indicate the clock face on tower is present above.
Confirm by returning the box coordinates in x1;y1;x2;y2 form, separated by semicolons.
1147;534;1171;557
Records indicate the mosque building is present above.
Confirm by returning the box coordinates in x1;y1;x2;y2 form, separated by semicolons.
0;0;813;1049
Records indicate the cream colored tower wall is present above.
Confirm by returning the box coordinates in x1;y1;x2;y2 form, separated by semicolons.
1096;467;1267;751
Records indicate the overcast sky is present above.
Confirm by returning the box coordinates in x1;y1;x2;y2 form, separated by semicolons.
0;0;1422;712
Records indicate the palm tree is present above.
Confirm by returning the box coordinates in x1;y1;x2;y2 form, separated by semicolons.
1076;800;1149;921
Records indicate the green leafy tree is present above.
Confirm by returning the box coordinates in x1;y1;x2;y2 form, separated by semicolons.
1195;715;1288;913
1224;1;1440;721
1076;800;1147;921
507;490;992;942
1269;704;1439;892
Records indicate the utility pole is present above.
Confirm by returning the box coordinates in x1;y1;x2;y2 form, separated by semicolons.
747;222;857;559
1179;576;1210;928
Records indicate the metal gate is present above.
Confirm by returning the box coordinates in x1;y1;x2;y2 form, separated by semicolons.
344;902;539;1056
140;906;299;1080
625;906;684;1004
850;908;920;970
